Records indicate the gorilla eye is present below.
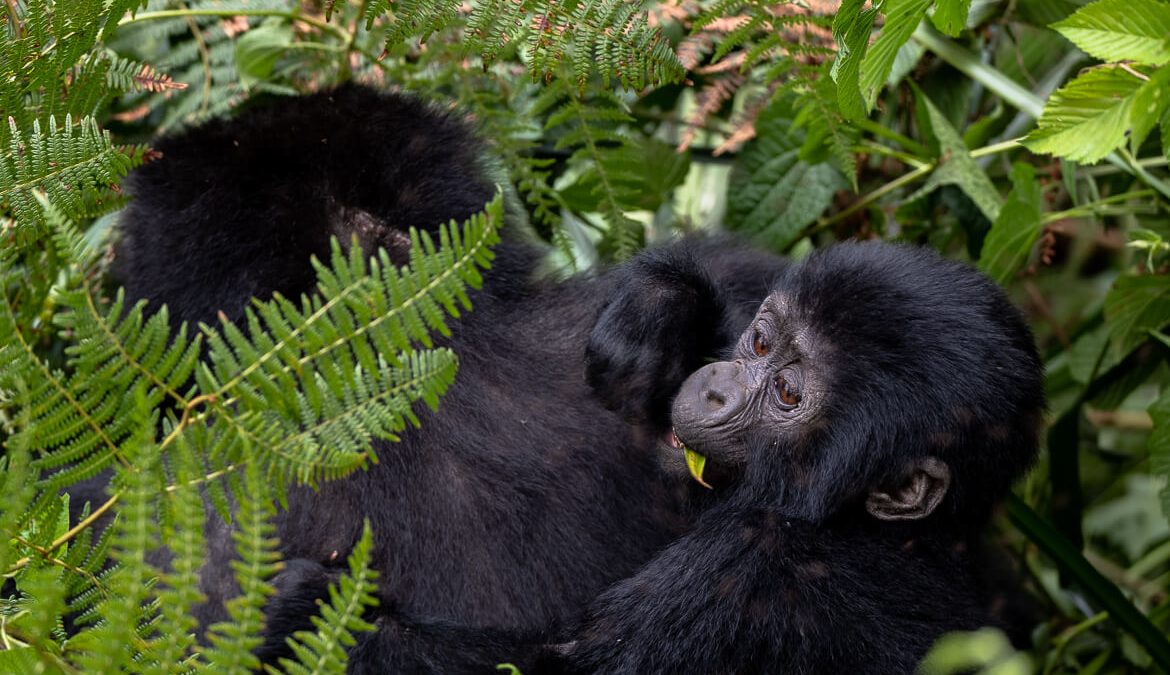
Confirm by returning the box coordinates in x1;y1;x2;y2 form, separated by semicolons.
751;328;771;357
775;371;801;408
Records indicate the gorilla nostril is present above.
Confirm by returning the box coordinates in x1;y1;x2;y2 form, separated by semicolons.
703;389;725;410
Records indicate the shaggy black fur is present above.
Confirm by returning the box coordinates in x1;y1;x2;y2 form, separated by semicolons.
545;243;1046;673
263;244;1045;675
107;85;787;666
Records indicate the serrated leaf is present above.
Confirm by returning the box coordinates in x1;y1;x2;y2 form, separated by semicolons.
1023;66;1146;163
832;0;880;120
1103;274;1170;358
859;0;932;108
979;163;1044;284
1148;390;1170;519
1131;66;1170;153
932;0;973;36
909;91;1002;222
1053;0;1170;65
728;99;845;250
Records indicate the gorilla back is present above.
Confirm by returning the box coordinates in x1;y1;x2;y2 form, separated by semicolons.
112;86;765;635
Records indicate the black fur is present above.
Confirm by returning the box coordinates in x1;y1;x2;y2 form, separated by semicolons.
270;243;1044;674
548;242;1046;673
107;85;787;666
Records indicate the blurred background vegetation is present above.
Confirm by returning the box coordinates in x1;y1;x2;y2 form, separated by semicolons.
2;0;1170;672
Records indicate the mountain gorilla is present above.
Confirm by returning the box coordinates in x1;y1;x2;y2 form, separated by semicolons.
108;85;785;658
265;250;1046;674
112;84;1044;672
552;242;1046;673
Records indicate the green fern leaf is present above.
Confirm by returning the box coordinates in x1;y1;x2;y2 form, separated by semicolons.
1054;0;1170;65
193;195;503;485
276;521;379;675
203;461;281;673
0;116;142;229
70;394;164;672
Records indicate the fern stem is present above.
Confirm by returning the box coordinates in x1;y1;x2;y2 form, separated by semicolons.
6;494;120;574
179;8;214;116
853;141;929;169
164;463;243;493
9;535;110;600
338;0;371;83
118;9;349;41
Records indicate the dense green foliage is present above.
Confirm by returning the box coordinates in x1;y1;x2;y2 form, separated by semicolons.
1;0;1169;672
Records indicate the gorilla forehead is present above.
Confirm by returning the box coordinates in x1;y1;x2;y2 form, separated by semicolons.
766;241;1041;427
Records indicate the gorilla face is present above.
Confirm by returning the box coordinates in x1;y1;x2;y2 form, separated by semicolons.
670;291;829;482
666;242;1044;526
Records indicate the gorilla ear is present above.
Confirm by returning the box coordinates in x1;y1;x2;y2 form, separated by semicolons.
865;457;951;521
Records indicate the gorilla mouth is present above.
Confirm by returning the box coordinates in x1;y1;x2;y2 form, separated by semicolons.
669;430;712;489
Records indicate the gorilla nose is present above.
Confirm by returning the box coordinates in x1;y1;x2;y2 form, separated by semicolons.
691;361;747;422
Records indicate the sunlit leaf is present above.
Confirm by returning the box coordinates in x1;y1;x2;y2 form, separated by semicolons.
1131;65;1170;153
832;0;880;120
1053;0;1170;65
932;0;973;36
1023;66;1148;163
859;0;932;108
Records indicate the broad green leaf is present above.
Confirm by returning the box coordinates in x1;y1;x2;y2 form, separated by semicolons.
1053;0;1170;65
1023;66;1145;163
1084;475;1170;560
235;21;293;88
1103;273;1170;358
907;91;1002;222
1132;66;1170;153
832;0;880;120
932;0;973;36
979;163;1044;284
1148;390;1170;518
859;0;932;108
728;98;845;250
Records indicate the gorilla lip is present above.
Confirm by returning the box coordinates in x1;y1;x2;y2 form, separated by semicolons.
670;430;712;489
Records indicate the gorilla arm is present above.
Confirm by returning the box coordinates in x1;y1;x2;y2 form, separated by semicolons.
585;236;787;429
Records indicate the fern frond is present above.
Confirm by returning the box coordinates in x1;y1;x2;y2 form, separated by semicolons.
0;116;142;229
144;433;209;672
0;200;200;497
277;521;380;675
0;395;38;574
111;0;290;131
203;461;280;673
367;0;682;90
537;82;645;259
69;396;164;672
192;194;503;485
